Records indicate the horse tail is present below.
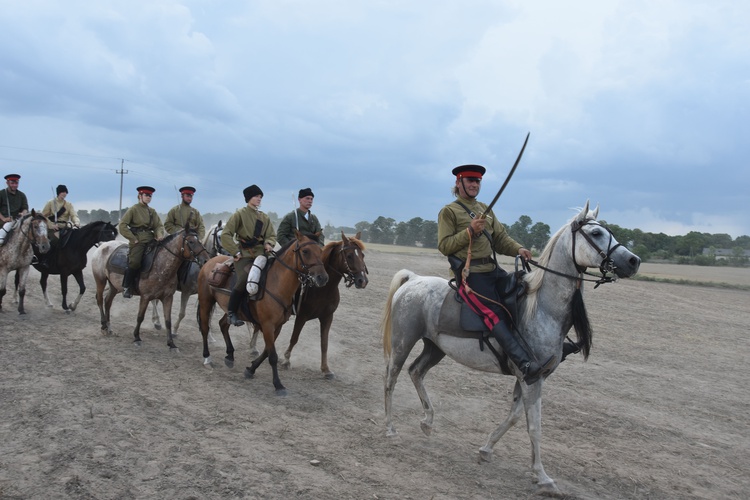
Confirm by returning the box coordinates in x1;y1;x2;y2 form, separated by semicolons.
571;288;592;360
381;269;415;357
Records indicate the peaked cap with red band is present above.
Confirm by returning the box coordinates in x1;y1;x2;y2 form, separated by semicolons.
179;186;196;194
452;164;485;179
137;186;156;195
4;174;21;181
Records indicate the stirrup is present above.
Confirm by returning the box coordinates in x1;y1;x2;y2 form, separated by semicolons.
228;312;245;327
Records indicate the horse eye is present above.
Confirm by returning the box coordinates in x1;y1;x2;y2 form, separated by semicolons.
591;229;601;236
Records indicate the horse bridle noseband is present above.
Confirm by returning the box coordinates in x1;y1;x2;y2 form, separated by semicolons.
325;243;368;288
158;231;209;264
19;214;48;249
271;239;325;286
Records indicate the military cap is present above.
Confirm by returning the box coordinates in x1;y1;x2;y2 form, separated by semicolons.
4;174;21;181
179;186;196;194
137;186;156;195
452;164;486;179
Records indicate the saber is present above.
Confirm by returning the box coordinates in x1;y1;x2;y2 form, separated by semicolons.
480;132;530;218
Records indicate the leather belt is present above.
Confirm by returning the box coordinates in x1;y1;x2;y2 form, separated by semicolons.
469;257;493;266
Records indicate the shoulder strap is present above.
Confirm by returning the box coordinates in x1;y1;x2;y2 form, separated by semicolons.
453;200;494;248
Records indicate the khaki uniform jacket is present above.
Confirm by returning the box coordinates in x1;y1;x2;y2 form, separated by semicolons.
0;189;29;219
42;197;80;228
221;206;276;259
437;196;522;273
164;202;206;240
276;209;324;246
118;203;165;245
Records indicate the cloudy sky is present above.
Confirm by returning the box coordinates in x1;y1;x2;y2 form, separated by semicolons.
1;1;748;238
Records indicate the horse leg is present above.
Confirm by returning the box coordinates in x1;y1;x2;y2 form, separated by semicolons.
151;300;162;330
198;293;216;367
318;314;335;379
68;271;85;312
245;329;286;395
217;315;236;367
172;292;190;335
407;338;446;436
59;274;69;311
280;316;305;371
479;381;524;462
15;267;29;314
161;295;177;349
248;324;260;358
40;271;53;308
519;382;558;494
132;298;149;345
384;327;424;438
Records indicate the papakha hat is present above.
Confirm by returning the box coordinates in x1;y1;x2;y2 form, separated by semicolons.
298;187;314;198
56;184;68;195
243;184;263;202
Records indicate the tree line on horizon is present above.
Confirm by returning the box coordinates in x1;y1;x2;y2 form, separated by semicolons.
77;209;750;268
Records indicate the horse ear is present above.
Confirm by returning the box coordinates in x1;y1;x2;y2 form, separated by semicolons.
354;231;362;240
591;203;600;219
341;232;349;244
294;228;303;240
576;200;590;225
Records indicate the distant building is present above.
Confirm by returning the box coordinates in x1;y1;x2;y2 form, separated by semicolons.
702;248;750;260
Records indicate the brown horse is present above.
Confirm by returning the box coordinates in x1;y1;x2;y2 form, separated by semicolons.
197;231;328;395
0;211;52;314
249;232;369;379
91;228;209;349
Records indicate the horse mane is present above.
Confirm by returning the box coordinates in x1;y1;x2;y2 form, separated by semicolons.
522;210;595;359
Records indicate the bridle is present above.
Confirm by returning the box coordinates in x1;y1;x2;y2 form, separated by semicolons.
159;231;210;264
326;242;368;288
528;219;621;288
19;214;49;250
271;239;325;287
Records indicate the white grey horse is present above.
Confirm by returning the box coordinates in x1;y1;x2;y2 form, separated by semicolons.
382;201;641;495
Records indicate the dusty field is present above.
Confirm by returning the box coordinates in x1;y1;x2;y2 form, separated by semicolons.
1;245;748;499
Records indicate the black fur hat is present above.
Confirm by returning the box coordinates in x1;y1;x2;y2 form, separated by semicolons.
243;184;263;202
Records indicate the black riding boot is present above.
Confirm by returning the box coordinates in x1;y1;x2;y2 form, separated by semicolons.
227;289;246;327
491;320;556;385
122;268;134;298
561;341;581;362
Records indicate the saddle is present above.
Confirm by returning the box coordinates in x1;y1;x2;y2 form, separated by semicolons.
206;256;272;300
106;241;160;276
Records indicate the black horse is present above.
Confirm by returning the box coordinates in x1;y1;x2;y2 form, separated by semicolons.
28;221;118;311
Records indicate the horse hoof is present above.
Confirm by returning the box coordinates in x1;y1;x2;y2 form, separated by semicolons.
249;349;260;358
203;357;213;369
534;481;561;497
275;388;288;397
47;304;54;309
419;421;432;436
478;448;493;463
280;361;290;370
385;428;398;438
64;309;71;315
154;324;162;331
134;340;143;347
323;372;335;380
224;358;234;369
169;346;180;353
244;367;255;379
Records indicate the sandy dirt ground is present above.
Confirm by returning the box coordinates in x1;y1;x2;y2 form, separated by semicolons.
1;244;748;499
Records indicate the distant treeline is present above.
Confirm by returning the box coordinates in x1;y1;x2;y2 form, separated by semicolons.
78;209;750;267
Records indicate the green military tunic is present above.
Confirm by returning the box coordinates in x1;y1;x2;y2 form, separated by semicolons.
42;197;80;229
276;208;324;246
164;202;206;240
0;188;29;219
437;196;522;273
118;202;165;268
221;205;276;291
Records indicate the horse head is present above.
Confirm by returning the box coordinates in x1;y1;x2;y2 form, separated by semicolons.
29;210;52;254
99;221;118;242
569;200;640;279
288;229;328;288
180;228;210;267
336;231;368;289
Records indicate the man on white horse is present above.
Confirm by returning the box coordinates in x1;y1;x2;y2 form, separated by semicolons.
0;173;29;246
437;164;555;384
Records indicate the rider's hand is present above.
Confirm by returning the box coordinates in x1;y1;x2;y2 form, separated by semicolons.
264;243;273;253
518;247;533;261
469;218;486;236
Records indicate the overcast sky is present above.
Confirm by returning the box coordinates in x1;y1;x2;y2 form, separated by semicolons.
1;1;748;238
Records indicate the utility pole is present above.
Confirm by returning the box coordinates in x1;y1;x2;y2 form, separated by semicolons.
116;160;128;221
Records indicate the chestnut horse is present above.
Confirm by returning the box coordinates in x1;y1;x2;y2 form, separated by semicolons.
0;211;51;314
91;228;209;349
249;232;369;378
197;231;328;395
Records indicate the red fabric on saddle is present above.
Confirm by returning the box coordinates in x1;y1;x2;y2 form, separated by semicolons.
457;284;500;331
